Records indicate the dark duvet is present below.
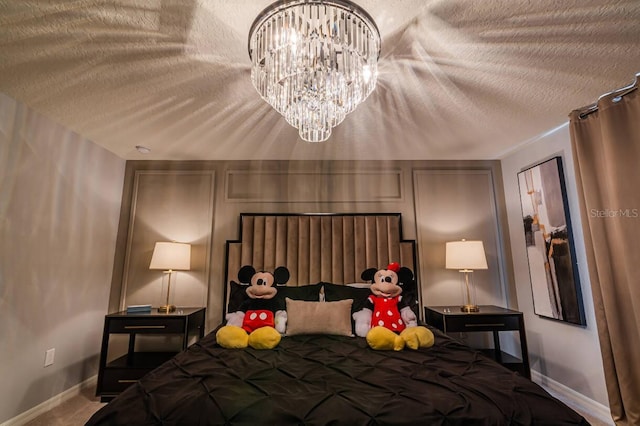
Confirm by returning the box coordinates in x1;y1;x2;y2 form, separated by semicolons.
86;328;588;426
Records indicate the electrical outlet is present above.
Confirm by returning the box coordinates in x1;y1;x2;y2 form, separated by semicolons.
44;348;55;367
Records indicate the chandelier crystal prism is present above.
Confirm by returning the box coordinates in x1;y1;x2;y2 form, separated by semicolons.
248;0;380;142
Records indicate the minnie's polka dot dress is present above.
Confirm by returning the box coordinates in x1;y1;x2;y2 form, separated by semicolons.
368;295;406;333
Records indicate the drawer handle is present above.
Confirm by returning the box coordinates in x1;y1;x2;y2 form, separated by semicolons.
465;323;505;327
124;325;166;330
117;380;138;383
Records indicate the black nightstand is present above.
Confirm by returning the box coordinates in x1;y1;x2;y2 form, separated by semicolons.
425;305;530;379
96;307;205;402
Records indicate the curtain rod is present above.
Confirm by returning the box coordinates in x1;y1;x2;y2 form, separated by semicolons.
574;72;639;119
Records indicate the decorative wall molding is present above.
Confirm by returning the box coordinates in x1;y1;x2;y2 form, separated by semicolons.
120;170;215;310
412;168;508;307
225;170;403;202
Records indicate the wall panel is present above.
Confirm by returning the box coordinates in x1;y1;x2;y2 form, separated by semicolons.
226;170;402;202
120;170;215;310
413;169;508;308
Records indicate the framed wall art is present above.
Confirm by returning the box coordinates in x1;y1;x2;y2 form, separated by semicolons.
517;156;586;325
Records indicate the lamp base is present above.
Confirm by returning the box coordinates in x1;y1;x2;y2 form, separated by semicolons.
461;304;479;313
158;304;176;313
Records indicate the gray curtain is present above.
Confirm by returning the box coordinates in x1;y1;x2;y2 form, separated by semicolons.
569;73;640;425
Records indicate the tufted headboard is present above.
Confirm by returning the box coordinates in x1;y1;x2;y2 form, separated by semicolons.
223;213;419;316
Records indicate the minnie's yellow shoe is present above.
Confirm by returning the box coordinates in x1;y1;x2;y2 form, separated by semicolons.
366;326;405;351
400;326;434;350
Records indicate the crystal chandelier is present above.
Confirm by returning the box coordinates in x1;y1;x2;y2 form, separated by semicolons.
248;0;380;142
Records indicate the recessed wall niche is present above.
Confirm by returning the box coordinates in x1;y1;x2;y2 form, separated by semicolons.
120;170;215;310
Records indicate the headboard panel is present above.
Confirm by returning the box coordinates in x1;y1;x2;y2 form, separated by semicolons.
225;213;416;286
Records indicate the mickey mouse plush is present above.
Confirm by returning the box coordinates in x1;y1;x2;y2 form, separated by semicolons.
216;265;290;350
353;262;434;351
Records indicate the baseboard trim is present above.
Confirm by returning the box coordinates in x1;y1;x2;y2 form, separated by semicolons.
532;370;613;425
1;375;97;426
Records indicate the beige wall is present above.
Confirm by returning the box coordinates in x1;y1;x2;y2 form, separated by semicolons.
500;123;608;407
414;169;513;307
0;93;125;423
119;170;214;310
113;160;511;330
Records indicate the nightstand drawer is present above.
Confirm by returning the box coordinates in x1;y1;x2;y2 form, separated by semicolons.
101;368;149;393
108;318;185;334
445;314;520;332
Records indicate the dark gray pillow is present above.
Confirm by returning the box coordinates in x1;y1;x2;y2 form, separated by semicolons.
322;283;372;315
227;281;323;313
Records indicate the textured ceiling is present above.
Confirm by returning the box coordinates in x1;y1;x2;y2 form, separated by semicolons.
1;0;639;160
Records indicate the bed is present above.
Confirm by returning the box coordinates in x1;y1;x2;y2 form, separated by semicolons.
87;213;588;425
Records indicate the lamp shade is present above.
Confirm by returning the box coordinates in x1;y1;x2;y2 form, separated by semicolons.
149;242;191;271
445;240;488;270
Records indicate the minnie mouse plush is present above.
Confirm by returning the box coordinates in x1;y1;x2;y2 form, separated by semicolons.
216;265;289;350
353;262;434;351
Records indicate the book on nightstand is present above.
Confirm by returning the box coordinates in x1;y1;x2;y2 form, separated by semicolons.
126;304;152;313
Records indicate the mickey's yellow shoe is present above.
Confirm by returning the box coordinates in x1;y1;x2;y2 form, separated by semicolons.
248;326;281;350
216;325;249;349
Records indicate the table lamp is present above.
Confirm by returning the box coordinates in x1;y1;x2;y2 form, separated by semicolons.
149;242;191;313
445;239;488;313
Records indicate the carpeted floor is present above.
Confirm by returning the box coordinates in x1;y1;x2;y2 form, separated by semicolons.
23;386;105;426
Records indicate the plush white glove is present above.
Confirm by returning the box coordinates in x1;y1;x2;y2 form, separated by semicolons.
275;310;287;334
352;308;373;337
225;311;245;327
400;306;418;328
